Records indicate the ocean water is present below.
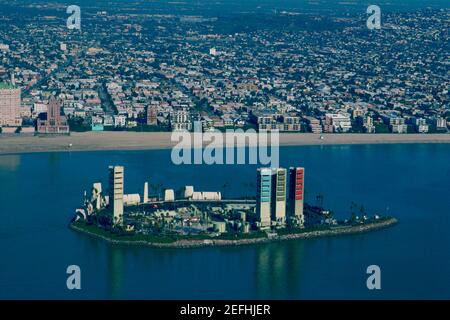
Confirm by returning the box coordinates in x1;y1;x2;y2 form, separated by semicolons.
0;144;449;299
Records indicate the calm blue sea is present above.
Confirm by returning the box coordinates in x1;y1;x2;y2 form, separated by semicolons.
0;144;449;299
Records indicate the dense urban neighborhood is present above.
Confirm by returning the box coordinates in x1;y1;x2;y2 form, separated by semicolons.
1;0;449;302
0;2;448;136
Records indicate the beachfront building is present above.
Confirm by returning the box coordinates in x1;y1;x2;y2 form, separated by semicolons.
434;117;447;131
323;113;352;133
256;168;272;229
0;80;22;127
304;116;323;134
382;113;408;134
171;108;192;131
271;168;287;226
113;115;126;127
147;105;157;125
288;167;305;227
256;114;302;132
36;97;69;134
109;166;124;225
412;117;429;133
364;116;376;133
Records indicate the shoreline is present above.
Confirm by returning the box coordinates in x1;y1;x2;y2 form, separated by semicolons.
1;132;450;155
69;217;398;249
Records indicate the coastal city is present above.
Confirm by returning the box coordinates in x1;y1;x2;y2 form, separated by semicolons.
0;2;448;136
71;165;395;246
2;0;450;304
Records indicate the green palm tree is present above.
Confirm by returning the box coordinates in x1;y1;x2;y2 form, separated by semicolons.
316;194;324;207
360;205;366;217
150;184;159;199
221;182;229;198
350;202;357;221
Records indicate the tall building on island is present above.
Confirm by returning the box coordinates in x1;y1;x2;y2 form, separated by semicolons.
256;168;272;229
271;168;287;226
109;166;124;225
288;167;305;227
0;79;22;127
257;166;306;230
37;97;69;134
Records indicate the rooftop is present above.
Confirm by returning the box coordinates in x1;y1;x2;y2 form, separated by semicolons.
0;82;17;90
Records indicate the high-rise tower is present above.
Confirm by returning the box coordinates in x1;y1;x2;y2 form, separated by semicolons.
288;167;305;227
271;168;287;226
256;168;272;229
36;97;69;134
0;78;22;127
109;166;124;225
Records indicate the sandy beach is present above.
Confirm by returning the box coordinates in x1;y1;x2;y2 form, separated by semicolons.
0;132;449;155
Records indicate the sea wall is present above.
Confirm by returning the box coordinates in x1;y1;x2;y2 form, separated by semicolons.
70;218;398;249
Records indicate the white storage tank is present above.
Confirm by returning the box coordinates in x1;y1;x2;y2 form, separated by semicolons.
184;186;194;199
164;189;175;202
123;194;141;206
212;221;226;234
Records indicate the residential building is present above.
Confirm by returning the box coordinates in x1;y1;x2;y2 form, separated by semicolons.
257;114;301;132
146;105;157;125
36;97;69;134
91;116;104;131
114;115;126;127
364;116;375;133
324;113;352;133
391;123;408;134
434;117;447;130
0;81;22;127
257;115;278;131
352;106;365;118
304;116;322;134
412;117;429;133
171;109;192;131
280;116;301;132
382;114;408;133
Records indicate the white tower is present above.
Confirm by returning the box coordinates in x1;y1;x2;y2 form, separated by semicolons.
144;182;149;204
109;166;124;225
256;168;272;229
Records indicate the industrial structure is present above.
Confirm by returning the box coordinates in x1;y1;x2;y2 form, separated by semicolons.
271;168;287;226
76;165;309;234
108;166;124;225
288;167;305;227
256;167;306;229
256;168;272;229
72;165;393;246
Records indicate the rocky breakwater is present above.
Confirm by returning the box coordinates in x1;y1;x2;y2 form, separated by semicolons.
70;217;398;249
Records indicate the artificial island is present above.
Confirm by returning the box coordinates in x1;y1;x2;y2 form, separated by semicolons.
70;166;397;248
